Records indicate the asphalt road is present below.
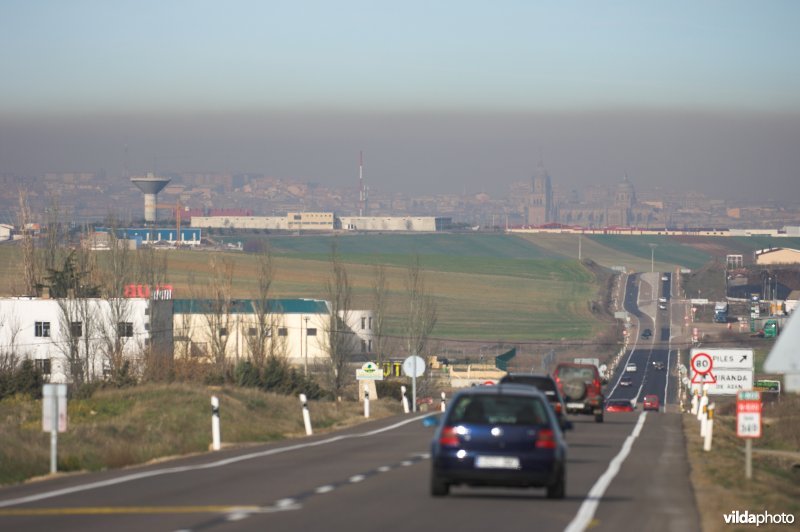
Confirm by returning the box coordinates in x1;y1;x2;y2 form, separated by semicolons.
0;272;700;532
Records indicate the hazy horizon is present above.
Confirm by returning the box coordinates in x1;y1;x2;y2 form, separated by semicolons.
2;1;799;202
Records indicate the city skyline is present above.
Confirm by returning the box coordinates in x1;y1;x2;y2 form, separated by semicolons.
2;2;799;201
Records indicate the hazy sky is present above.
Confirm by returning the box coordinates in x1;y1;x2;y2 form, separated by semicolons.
2;1;799;200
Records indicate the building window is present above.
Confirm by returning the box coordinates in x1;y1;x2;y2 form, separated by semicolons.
361;339;367;352
361;317;366;330
117;322;134;337
278;327;288;337
368;317;373;329
248;327;258;336
368;339;372;352
306;328;317;336
34;358;51;374
70;322;82;337
219;327;228;337
35;321;51;338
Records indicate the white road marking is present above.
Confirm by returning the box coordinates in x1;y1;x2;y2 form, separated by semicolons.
315;485;335;494
377;466;391;473
400;461;413;467
274;498;296;508
0;414;429;509
563;411;648;532
226;512;250;521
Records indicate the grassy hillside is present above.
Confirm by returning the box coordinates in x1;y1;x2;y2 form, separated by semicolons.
0;236;605;342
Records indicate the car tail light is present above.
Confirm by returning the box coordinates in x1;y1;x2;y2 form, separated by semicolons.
554;402;562;414
439;426;459;447
535;428;557;449
592;378;601;392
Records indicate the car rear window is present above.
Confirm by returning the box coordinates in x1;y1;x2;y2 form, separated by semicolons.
448;395;550;426
556;366;595;381
500;376;556;392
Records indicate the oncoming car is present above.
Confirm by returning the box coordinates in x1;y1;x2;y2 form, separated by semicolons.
619;376;633;387
606;399;634;412
643;394;661;411
429;385;567;499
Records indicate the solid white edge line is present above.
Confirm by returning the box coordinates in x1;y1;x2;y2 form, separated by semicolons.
563;411;648;532
0;413;430;508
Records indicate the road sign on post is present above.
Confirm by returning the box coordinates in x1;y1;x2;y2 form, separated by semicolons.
737;390;762;480
42;384;68;474
736;391;762;438
691;348;754;396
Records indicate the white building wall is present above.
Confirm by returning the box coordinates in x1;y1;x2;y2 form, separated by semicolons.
339;216;438;232
0;224;12;240
0;298;150;383
172;308;374;366
191;216;288;230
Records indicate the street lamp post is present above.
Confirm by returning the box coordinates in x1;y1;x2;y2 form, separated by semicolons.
304;316;310;376
649;243;658;273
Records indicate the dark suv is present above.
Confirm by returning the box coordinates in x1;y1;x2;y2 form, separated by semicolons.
499;373;572;431
553;363;605;423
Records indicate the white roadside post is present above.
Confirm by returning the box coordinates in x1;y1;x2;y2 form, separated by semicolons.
703;403;715;451
690;391;699;416
211;396;221;451
364;385;370;418
401;385;410;414
440;391;446;412
299;393;313;435
42;384;68;474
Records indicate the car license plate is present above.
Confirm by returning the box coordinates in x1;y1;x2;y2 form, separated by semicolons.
567;402;584;409
475;456;520;469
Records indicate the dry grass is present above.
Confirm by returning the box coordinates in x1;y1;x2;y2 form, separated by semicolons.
684;397;800;532
0;383;402;486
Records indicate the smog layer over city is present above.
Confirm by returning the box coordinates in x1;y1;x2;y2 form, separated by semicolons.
1;1;799;225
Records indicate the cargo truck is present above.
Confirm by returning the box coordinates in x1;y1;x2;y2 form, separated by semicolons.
713;301;729;323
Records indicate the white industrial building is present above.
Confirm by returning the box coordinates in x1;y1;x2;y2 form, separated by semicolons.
0;297;166;383
191;212;450;232
172;298;374;368
339;216;450;232
754;247;800;265
0;224;12;241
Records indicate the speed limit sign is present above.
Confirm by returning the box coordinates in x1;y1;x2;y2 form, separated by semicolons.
691;352;713;374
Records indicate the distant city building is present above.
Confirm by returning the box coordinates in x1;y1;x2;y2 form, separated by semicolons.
526;161;554;226
339;216;451;232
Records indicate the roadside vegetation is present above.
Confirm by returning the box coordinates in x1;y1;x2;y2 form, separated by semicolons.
684;396;800;532
0;382;402;487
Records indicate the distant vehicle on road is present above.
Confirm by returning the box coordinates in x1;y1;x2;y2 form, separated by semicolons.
498;373;572;432
652;361;665;370
619;376;633;387
429;385;567;498
714;301;729;323
643;395;660;411
659;303;667;310
625;363;637;373
642;329;652;339
661;275;669;281
554;362;605;423
606;399;634;412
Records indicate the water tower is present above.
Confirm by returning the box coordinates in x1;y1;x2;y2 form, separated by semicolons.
131;172;170;223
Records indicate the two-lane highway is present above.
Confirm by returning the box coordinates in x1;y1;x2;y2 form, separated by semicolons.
0;406;696;532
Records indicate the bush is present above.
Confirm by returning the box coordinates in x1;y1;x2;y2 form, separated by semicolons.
0;360;45;401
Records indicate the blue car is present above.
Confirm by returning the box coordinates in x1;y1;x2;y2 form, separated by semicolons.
429;384;567;498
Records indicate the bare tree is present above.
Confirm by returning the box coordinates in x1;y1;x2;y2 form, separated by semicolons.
323;241;353;395
245;246;275;368
0;312;23;374
371;263;390;364
95;225;137;381
193;253;235;373
17;189;39;296
404;255;438;359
